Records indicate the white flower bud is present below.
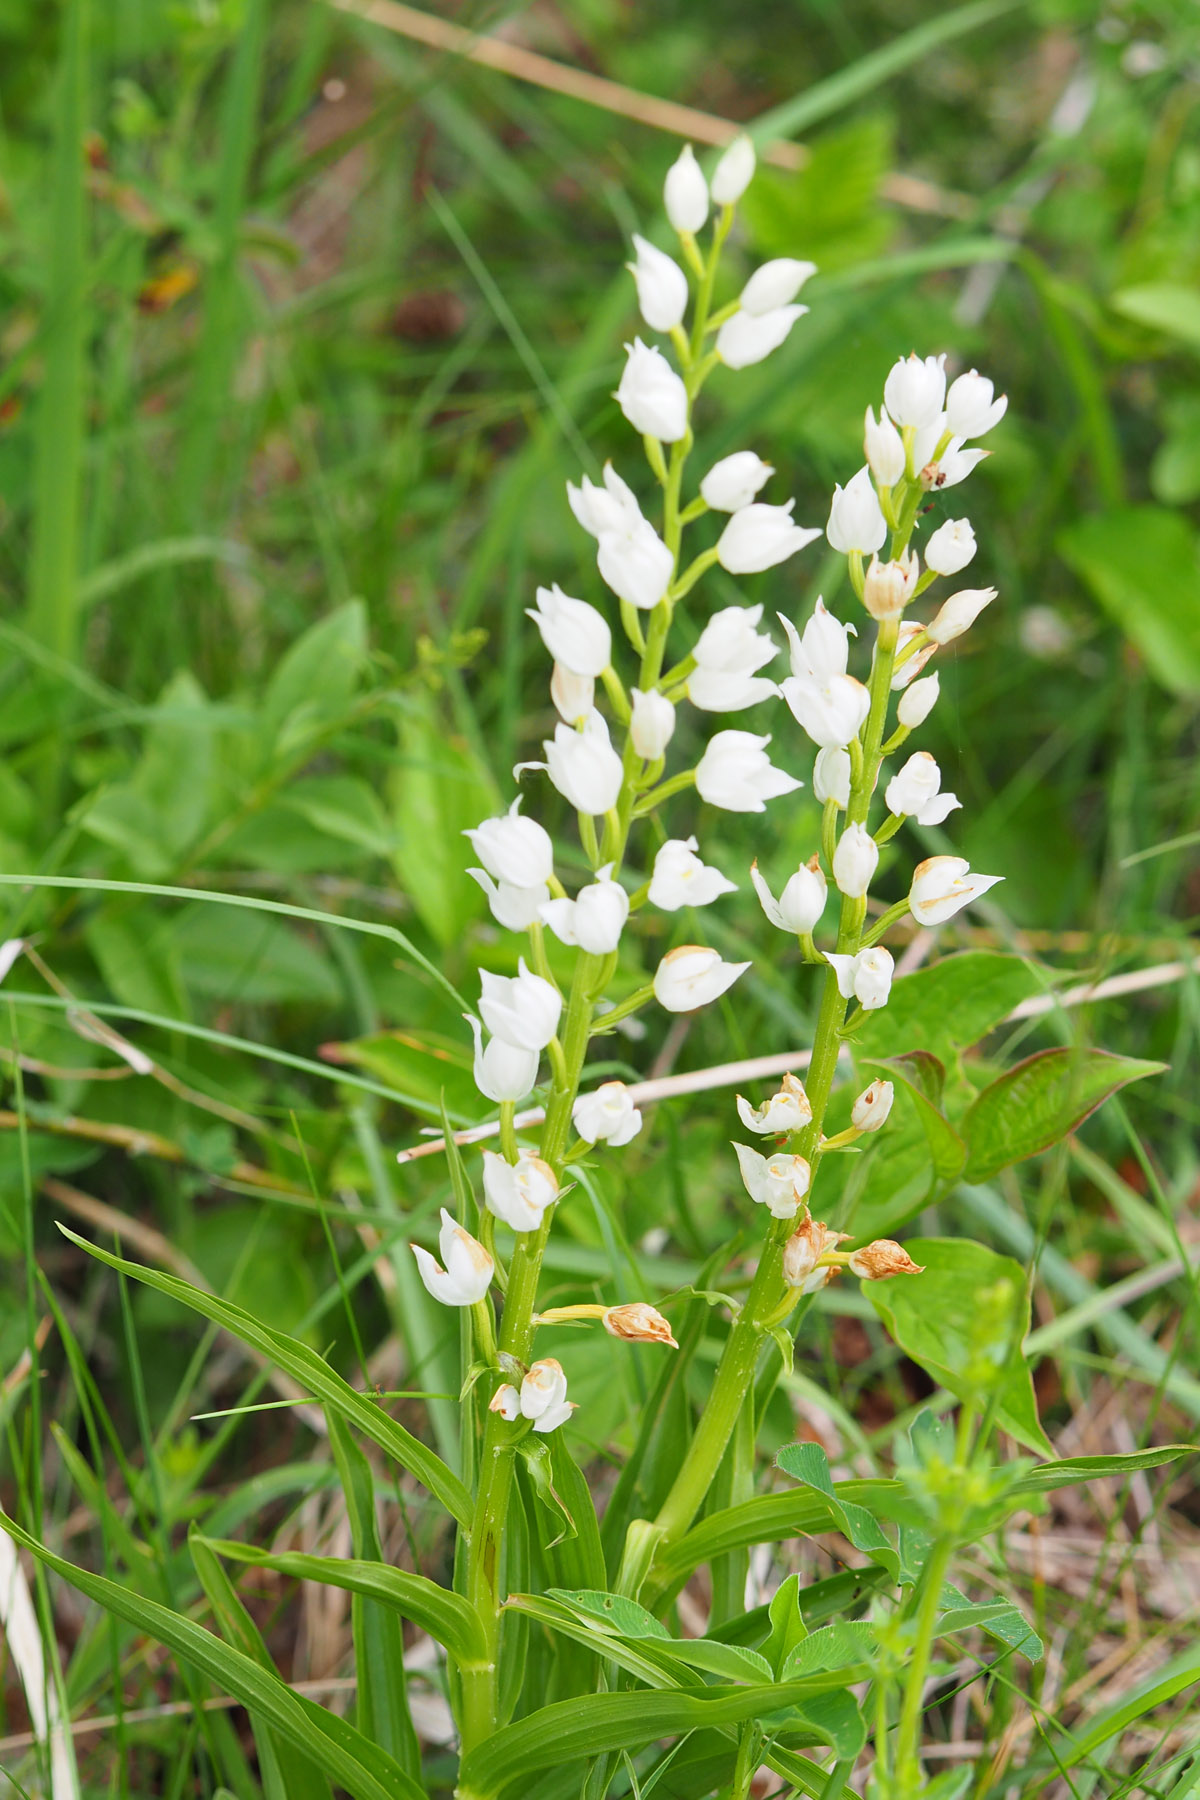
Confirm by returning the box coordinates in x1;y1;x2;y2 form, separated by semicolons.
648;837;737;911
890;622;936;690
909;855;1003;926
825;466;887;555
779;598;854;681
884;751;960;826
782;671;870;750
615;338;689;443
543;711;624;814
627;233;689;333
851;1079;894;1132
551;662;594;725
883;352;947;429
832;821;878;898
945;368;1007;440
926;586;996;645
716;500;821;574
813;745;851;808
653;944;750;1012
467;867;550;932
412;1208;494;1307
687;603;778;713
897;672;939;728
750;856;827;934
699;450;774;512
630;687;676;759
539;864;629;955
567;462;643;539
716;305;807;370
924;439;987;490
736;1072;811;1135
710;133;755;204
479;959;562;1052
482;1149;559;1232
664;144;708;234
573;1079;643;1146
862;550;918;621
739;258;816;315
733;1142;811;1220
465;1015;540;1103
824;946;894;1010
526;583;611;677
924;518;976;577
863;406;906;486
694;730;802;812
597;518;673;612
520;1358;575;1433
464;798;553;888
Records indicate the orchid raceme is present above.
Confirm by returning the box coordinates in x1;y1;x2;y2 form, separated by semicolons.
397;149;1019;1786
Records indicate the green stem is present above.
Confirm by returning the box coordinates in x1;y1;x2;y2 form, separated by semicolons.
892;1536;954;1793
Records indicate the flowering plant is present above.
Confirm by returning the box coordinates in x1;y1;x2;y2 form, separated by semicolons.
3;131;1179;1800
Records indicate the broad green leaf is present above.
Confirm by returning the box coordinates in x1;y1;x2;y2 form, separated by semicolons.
866;1239;1051;1455
936;1583;1042;1662
281;776;395;858
856;952;1042;1065
741;115;892;272
456;1678;874;1800
390;694;494;950
208;1540;487;1663
57;1228;472;1525
261;600;368;757
324;1030;478;1120
326;1414;421;1777
1058;506;1200;695
0;1509;423;1800
505;1594;680;1693
962;1048;1165;1183
545;1588;669;1640
861;1052;966;1191
172;903;342;1007
85;901;189;1018
781;1621;877;1678
764;1573;807;1676
1012;1446;1195;1494
774;1443;899;1577
1110;282;1200;350
639;1639;773;1686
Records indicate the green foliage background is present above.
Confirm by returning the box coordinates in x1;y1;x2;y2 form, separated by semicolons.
1;0;1199;1791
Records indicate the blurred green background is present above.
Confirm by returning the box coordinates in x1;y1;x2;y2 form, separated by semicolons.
1;0;1199;1789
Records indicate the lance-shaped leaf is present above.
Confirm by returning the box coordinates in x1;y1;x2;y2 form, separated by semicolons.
1012;1447;1195;1494
866;1238;1051;1455
0;1510;423;1800
56;1226;472;1525
456;1678;872;1800
962;1048;1165;1183
207;1540;487;1664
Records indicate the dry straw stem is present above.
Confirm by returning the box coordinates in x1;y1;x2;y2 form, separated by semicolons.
330;0;968;219
397;953;1200;1163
